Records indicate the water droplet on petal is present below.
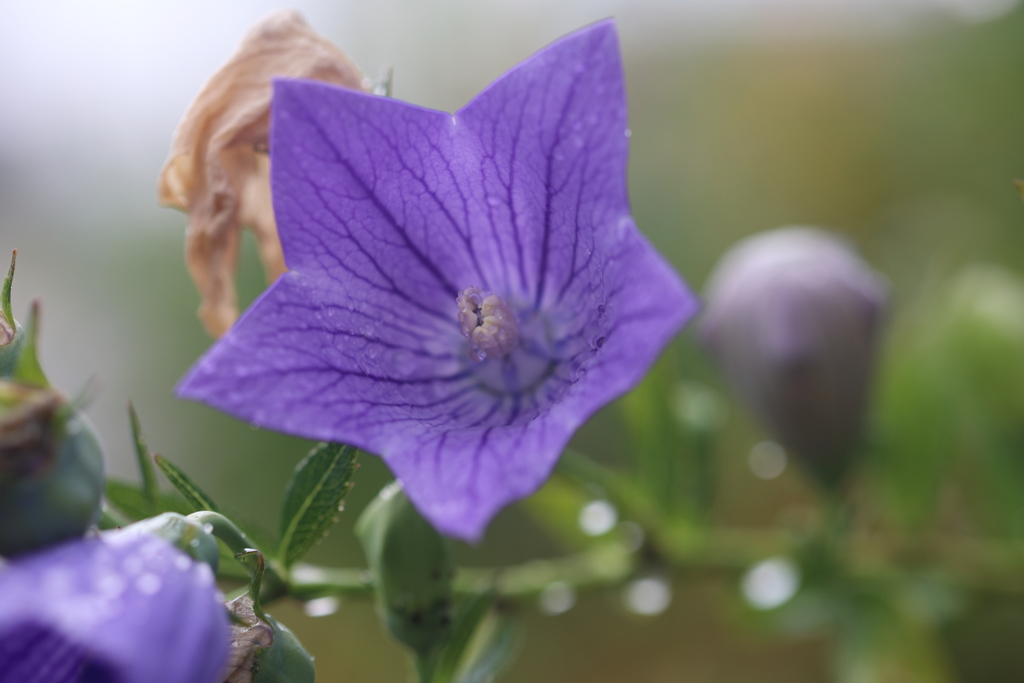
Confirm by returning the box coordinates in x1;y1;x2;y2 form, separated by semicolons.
97;574;126;598
135;573;162;595
122;556;144;576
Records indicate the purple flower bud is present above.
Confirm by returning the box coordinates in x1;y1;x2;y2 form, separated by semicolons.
0;532;229;683
699;227;887;485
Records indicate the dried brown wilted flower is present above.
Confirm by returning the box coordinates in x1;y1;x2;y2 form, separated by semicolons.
221;595;275;683
158;9;367;337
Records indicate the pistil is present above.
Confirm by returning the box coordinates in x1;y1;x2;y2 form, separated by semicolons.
456;287;519;362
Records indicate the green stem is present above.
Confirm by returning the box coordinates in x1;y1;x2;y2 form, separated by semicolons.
187;511;287;601
236;549;268;621
287;566;372;600
275;525;1024;606
289;543;634;602
457;542;633;598
188;510;253;553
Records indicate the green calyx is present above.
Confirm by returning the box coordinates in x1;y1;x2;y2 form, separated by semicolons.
0;397;104;557
11;301;49;388
356;482;455;659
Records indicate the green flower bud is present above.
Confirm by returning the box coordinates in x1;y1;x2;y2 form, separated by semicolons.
0;251;25;376
114;511;220;572
0;381;104;556
222;594;315;683
356;481;455;657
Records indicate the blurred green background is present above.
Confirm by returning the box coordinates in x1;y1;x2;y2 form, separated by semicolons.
3;0;1024;680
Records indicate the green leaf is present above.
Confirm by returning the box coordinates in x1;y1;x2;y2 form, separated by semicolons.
834;589;954;683
278;443;358;568
105;479;192;521
13;301;48;388
127;402;159;514
620;354;680;514
429;593;494;683
153;454;219;513
455;614;521;683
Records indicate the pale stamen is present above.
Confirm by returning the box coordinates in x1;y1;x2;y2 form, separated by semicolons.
456;287;519;362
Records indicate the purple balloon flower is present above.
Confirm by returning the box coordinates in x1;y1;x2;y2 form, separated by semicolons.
178;20;696;541
0;533;228;683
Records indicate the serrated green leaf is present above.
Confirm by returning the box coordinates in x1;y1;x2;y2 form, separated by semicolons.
278;442;358;567
127;402;158;514
153;454;219;513
429;592;494;683
105;479;193;521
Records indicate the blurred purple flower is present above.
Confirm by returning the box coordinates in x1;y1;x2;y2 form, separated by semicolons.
700;227;887;485
0;532;228;683
178;21;696;541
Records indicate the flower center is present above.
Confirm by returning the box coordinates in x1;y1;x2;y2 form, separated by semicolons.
456;287;519;362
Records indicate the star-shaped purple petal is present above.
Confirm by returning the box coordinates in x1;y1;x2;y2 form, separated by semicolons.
178;20;697;541
0;534;228;683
